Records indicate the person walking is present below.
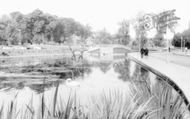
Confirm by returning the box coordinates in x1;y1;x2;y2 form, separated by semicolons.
140;47;144;58
144;47;149;58
185;47;188;54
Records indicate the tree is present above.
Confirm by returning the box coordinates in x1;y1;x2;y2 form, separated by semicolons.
134;15;147;48
94;28;113;44
152;32;165;47
0;9;93;45
172;29;190;48
0;17;9;45
61;18;77;41
114;59;130;81
27;9;52;44
115;20;130;45
9;12;27;45
76;24;92;45
182;29;190;48
52;20;65;43
172;33;182;47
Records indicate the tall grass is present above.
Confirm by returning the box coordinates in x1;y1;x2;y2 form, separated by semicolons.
0;78;189;119
150;78;189;119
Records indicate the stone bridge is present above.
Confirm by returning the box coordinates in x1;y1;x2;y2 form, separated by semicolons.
87;44;132;55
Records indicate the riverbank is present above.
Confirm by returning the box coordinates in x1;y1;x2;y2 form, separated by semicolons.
0;45;84;59
128;52;190;110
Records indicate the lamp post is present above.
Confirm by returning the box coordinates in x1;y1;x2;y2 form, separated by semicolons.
164;28;174;63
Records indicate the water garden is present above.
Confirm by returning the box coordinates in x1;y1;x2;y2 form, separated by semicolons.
0;51;189;119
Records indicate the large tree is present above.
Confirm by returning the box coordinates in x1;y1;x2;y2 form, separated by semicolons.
0;9;93;45
152;32;165;47
94;28;113;44
0;16;10;45
115;20;130;45
172;29;190;48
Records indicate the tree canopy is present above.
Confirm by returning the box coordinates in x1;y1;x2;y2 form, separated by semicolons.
0;9;92;45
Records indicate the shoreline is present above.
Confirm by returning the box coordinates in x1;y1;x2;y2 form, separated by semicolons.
0;45;70;59
0;52;71;59
128;52;190;110
0;45;89;59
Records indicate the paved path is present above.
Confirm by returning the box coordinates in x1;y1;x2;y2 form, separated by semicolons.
128;51;190;109
149;51;190;68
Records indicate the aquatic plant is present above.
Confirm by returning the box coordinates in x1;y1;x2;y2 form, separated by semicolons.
0;77;189;119
150;78;189;119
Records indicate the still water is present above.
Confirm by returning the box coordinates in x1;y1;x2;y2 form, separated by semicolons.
0;55;189;118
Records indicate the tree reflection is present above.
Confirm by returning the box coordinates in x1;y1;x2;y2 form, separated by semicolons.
131;64;151;100
113;58;130;81
0;57;93;92
68;60;92;79
28;80;64;94
1;81;25;90
20;57;92;79
90;61;112;73
99;62;111;73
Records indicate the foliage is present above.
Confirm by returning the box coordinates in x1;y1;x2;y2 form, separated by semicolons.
0;78;188;119
152;32;165;47
114;58;130;81
0;9;92;45
94;28;113;44
172;29;190;48
115;20;130;45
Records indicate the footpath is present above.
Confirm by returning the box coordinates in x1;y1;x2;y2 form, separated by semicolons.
128;51;190;109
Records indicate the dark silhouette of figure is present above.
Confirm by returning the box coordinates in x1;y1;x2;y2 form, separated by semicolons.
69;46;77;61
144;47;149;58
69;46;87;62
78;50;85;61
140;47;145;58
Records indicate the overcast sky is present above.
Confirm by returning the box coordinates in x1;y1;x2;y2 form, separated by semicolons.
0;0;189;34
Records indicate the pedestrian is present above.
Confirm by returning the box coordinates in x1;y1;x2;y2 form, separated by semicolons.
144;47;149;58
185;47;188;54
140;47;144;58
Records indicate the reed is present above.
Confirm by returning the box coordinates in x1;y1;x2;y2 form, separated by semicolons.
0;78;189;119
150;79;188;119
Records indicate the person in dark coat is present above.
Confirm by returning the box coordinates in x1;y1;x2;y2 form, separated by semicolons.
144;47;149;58
140;47;145;58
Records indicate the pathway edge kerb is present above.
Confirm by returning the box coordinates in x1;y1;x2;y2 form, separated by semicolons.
173;53;190;57
128;54;190;110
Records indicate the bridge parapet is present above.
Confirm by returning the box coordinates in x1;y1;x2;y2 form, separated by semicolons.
88;44;132;54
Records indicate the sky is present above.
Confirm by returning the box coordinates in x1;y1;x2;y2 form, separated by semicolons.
0;0;189;34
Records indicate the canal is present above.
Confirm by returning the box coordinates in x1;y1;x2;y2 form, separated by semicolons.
0;54;189;118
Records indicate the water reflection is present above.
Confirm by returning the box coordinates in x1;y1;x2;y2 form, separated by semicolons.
0;55;184;95
0;54;189;118
113;58;130;81
131;64;151;98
